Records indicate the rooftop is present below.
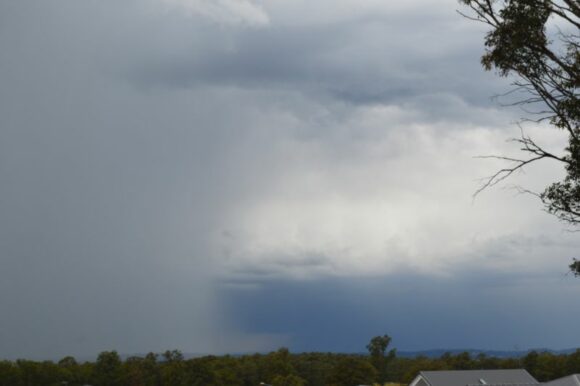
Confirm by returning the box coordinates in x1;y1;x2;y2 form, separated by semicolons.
413;369;539;386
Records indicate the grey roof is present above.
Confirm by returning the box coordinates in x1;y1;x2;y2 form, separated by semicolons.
469;383;540;386
419;370;539;386
543;375;580;386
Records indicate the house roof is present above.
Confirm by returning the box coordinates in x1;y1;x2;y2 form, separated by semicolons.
414;369;539;386
543;374;580;386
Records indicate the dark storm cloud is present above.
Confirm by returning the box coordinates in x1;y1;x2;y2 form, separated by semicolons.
126;6;511;115
222;274;580;352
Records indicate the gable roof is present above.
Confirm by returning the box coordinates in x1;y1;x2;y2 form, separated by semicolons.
543;375;580;386
412;369;539;386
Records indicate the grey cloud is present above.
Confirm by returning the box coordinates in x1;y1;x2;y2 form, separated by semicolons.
124;10;512;118
222;274;580;352
0;0;275;358
0;0;574;359
225;252;335;281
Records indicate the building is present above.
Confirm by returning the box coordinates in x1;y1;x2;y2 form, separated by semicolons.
543;374;580;386
410;369;539;386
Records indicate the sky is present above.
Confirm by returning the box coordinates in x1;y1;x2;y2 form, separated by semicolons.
1;0;579;360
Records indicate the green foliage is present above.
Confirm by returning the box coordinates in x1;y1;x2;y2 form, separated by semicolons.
122;354;159;386
263;348;296;380
367;335;393;358
0;361;21;386
271;373;307;386
565;349;580;374
463;0;580;267
367;335;397;383
160;350;188;386
94;350;123;386
326;356;378;386
1;346;580;386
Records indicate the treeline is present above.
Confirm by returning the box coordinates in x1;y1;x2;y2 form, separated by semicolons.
1;346;580;386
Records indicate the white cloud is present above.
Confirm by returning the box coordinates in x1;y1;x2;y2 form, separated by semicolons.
210;99;576;281
161;0;269;26
260;0;459;26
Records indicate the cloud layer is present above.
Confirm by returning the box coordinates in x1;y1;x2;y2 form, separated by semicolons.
0;0;578;358
161;0;269;26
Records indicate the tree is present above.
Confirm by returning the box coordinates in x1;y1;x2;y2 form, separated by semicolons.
162;350;184;363
94;351;123;386
366;335;392;359
57;356;80;386
523;350;540;376
160;350;187;386
327;357;378;386
447;352;474;370
367;335;396;382
262;348;297;381
461;0;579;274
122;355;160;386
0;361;22;386
565;349;580;374
271;374;307;386
184;358;219;386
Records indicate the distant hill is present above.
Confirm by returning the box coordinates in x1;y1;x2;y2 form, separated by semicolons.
178;348;580;360
73;348;579;362
395;348;579;358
